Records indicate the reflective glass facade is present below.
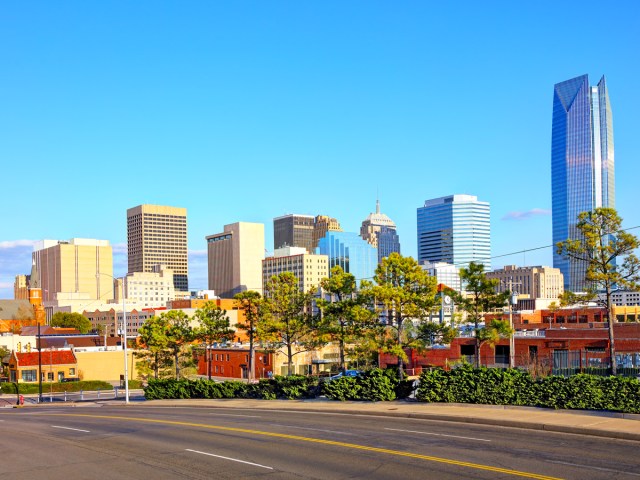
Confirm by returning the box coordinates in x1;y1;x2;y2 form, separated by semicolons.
416;194;491;270
316;231;378;283
552;75;614;291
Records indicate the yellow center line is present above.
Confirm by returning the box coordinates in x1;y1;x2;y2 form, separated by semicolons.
49;413;562;480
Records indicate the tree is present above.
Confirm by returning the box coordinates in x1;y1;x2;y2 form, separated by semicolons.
477;319;513;366
260;272;320;376
318;266;377;374
50;312;92;333
365;253;438;379
455;262;510;367
416;321;457;347
136;315;172;380
234;290;263;382
193;301;233;380
557;207;640;375
161;310;194;379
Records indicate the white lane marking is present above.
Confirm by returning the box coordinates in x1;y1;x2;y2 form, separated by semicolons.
385;427;491;442
51;425;91;433
264;423;355;436
547;460;640;477
208;413;262;418
185;449;273;470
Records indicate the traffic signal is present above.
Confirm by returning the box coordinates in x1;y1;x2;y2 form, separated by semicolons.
26;343;31;353
17;342;21;352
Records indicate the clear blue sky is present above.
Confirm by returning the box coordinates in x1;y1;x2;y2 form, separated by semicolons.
2;1;639;298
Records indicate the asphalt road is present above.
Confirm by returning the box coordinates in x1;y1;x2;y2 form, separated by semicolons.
1;404;639;479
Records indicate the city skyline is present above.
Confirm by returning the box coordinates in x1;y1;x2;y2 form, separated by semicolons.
2;2;640;298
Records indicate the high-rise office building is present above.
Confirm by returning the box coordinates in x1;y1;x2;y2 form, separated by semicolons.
273;214;342;253
33;238;113;303
316;231;378;283
487;265;564;300
360;200;401;262
206;222;265;298
417;194;491;270
273;214;315;252
312;215;343;250
551;74;614;291
127;204;188;292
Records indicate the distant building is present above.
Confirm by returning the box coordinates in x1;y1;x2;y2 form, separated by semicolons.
360;200;400;262
33;238;113;303
274;214;343;253
487;265;564;300
421;261;461;293
312;215;343;250
114;264;175;309
273;214;315;252
127;204;188;292
14;275;29;300
206;222;265;298
417;194;491;270
552;75;614;292
316;231;377;283
262;247;329;293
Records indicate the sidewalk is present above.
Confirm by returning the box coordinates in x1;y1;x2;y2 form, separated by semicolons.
143;398;640;442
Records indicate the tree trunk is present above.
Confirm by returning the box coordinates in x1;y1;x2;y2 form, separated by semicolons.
474;320;481;368
339;321;346;374
175;352;180;379
287;342;293;376
607;287;617;375
248;328;254;382
207;344;211;380
397;311;404;380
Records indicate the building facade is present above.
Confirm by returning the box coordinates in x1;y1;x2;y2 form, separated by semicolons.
114;264;175;309
487;265;564;300
312;215;343;250
127;204;188;292
206;222;265;298
262;247;329;293
316;231;377;283
551;75;614;291
417;194;491;270
273;214;315;252
360;200;400;263
33;238;113;303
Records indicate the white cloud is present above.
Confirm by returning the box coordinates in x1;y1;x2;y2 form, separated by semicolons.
0;239;37;250
501;208;551;221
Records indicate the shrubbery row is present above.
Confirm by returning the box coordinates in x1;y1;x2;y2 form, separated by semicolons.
416;365;640;413
144;369;415;401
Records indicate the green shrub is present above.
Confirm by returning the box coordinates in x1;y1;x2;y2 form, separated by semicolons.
416;367;640;413
0;380;113;395
322;369;397;401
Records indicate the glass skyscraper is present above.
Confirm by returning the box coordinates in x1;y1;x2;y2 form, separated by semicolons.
316;231;378;283
416;194;491;270
551;75;614;292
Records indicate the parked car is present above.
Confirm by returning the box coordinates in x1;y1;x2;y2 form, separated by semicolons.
329;370;361;381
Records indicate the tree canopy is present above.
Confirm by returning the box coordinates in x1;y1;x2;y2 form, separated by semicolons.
557;207;640;374
50;312;92;334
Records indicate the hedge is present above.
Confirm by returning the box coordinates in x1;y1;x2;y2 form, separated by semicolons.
416;365;640;413
144;369;416;402
0;380;114;395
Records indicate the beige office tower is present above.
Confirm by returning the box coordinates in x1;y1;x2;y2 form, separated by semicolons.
127;204;188;292
262;247;329;293
312;215;342;250
33;239;113;302
206;222;265;298
487;265;564;300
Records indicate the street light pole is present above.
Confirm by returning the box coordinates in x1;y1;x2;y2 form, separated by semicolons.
97;272;130;404
121;276;130;404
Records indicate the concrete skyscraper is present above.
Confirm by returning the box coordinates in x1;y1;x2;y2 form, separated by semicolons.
551;75;614;291
417;194;491;270
206;222;265;298
127;204;188;292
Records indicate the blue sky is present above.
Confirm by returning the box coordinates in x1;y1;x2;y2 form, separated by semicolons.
2;1;640;298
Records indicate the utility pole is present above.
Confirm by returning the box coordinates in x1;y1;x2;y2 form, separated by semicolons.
503;278;521;369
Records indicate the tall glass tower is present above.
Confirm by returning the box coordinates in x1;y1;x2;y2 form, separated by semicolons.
416;194;491;270
316;231;378;283
552;75;614;292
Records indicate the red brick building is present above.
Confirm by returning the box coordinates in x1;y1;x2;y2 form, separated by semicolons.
195;347;273;379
